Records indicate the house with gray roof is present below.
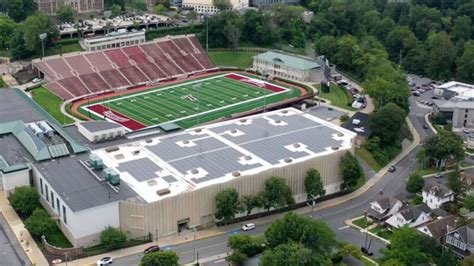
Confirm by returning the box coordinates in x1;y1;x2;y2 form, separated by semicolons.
253;51;322;82
422;179;454;209
366;196;403;222
445;224;474;258
386;204;432;230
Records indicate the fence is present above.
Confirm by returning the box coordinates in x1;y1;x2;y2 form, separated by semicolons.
81;233;152;257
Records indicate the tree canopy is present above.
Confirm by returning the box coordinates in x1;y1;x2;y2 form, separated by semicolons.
57;5;75;23
214;188;241;223
261;176;294;210
8;186;40;218
24;208;56;238
304;168;325;201
418;130;464;169
23;12;59;53
369;103;406;146
100;226;126;246
406;174;424;194
141;250;179;266
340;152;362;191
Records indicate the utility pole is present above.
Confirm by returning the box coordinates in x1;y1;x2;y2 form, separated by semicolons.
192;227;197;263
206;14;209;54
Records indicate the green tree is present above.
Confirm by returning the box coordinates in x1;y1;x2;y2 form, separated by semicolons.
369;103;406;145
154;4;166;15
186;11;198;26
385;26;418;60
155;0;170;8
340;152;362;191
427;31;455;80
457;41;474;83
141;250;179;266
223;14;243;48
448;169;463;196
452;15;472;42
464;194;474;211
215;188;241;223
110;4;122;17
24;208;56;238
226;251;247;265
100;226;126;245
462;253;474;266
406;174;424;194
23;11;59;53
260;242;323;266
131;0;147;11
265;212;336;254
8;0;35;22
262;176;294;210
304;168;325;201
228;234;266;257
419;130;464;169
8;186;40;218
57;5;75;23
240;195;260;216
0;16;17;49
213;0;231;11
381;227;430;265
9;29;32;59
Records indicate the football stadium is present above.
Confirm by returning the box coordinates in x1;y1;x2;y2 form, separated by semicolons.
0;33;349;249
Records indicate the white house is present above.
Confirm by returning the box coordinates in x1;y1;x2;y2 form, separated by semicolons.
422;179;454;209
417;215;456;242
445;224;474;258
365;196;403;222
386;204;431;230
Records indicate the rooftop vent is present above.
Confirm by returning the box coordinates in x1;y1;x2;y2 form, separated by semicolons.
232;171;241;177
275;120;281;124
240;119;247;123
157;188;171;196
194;128;202;133
284;157;292;163
105;146;119;153
191;169;199;174
183;140;190;144
337;133;344;137
245;155;252;160
331;145;339;150
282;110;288;114
147;180;157;186
145;139;153;143
231;129;237;133
293;143;300;148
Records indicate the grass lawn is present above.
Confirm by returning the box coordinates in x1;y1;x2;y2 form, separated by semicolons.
45;226;73;248
208;51;257;68
408;195;423;205
460;160;474;168
413;167;439;177
0;76;6;88
361;256;377;266
356;147;382;172
319;84;357;111
31;87;75;125
352;217;373;229
0;49;11;57
370;226;392;241
45;43;83;56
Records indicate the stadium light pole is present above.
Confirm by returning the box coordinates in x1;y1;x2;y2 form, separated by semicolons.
205;13;209;54
39;33;47;60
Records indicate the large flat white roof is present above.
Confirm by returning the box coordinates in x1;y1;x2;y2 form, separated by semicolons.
437;81;474;100
92;108;356;203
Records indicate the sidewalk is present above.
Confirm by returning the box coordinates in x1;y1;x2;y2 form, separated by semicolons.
0;191;49;266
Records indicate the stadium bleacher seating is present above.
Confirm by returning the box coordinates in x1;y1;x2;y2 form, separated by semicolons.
34;36;216;100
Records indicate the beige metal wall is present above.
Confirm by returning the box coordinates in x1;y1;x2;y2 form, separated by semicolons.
119;148;351;238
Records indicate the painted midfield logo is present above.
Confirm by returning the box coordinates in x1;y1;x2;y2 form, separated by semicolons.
104;110;130;122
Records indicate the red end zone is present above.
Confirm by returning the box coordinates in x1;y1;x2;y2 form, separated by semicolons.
225;73;286;93
86;104;147;131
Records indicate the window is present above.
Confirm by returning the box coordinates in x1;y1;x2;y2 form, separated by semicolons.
51;192;54;208
40;178;43;195
62;205;67;224
45;184;49;202
56;198;60;216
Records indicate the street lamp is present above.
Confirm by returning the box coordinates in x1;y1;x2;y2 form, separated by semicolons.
39;33;47;59
192;227;197;263
194;82;201;126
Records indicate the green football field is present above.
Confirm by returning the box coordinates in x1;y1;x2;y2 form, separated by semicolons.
81;73;301;130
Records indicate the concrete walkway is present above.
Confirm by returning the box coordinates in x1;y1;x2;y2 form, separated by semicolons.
0;191;49;266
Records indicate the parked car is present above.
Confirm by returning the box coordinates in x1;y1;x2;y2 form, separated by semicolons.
242;223;256;231
32;78;41;83
388;166;396;173
434;173;443;179
431;96;439;100
144;245;160;254
412;91;420;97
97;257;113;265
423;124;429;129
463;128;471;134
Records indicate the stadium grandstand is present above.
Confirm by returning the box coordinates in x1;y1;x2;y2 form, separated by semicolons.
32;35;216;100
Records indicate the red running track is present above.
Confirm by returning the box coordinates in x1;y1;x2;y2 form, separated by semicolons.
225;73;286;93
87;104;146;131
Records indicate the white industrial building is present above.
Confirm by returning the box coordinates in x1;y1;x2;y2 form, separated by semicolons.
80;31;146;52
433;81;474;130
182;0;249;13
253;51;322;83
77;121;126;142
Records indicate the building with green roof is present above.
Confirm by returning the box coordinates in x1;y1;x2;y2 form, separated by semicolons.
253;51;322;82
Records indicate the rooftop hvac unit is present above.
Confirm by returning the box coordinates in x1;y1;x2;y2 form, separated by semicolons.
103;168;120;186
89;154;104;170
37;121;54;137
28;123;44;138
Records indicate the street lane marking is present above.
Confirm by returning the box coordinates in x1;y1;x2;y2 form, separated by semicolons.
339;225;349;230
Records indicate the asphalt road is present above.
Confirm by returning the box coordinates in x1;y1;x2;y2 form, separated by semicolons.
0;215;28;266
113;93;435;266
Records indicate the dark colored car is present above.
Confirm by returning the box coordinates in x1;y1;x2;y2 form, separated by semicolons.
144;245;160;254
423;124;429;129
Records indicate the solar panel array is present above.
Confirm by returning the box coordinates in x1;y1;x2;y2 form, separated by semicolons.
117;158;162;182
48;143;70;158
